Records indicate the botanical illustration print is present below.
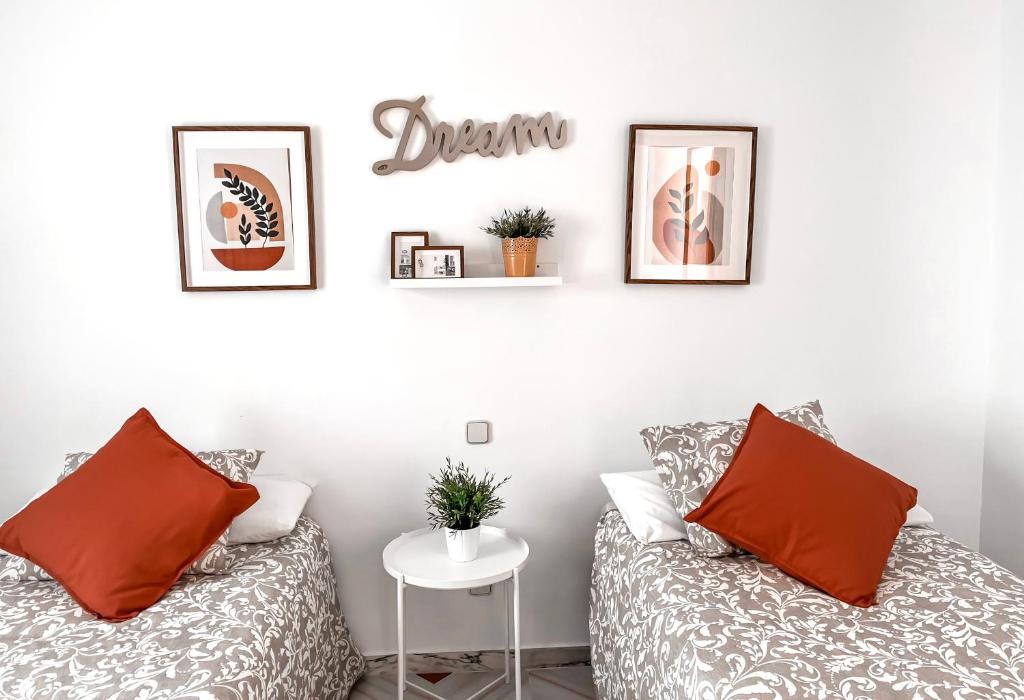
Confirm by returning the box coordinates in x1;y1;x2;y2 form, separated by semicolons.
590;509;1024;700
1;449;264;579
645;145;733;266
640;401;836;557
197;148;294;272
0;517;365;699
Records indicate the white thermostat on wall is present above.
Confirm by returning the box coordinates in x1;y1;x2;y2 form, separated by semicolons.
466;421;490;444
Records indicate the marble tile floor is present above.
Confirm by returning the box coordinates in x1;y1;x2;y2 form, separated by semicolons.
350;666;597;699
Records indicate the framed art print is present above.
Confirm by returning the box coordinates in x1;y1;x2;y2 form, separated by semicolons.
624;124;757;284
391;231;429;279
412;246;464;279
172;126;317;291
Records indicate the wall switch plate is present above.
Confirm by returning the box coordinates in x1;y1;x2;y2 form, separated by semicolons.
466;421;490;444
468;585;492;596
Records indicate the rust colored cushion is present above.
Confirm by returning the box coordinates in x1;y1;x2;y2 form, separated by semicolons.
0;409;259;621
685;403;917;607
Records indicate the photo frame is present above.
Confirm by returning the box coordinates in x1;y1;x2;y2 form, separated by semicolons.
391;231;429;279
172;126;317;291
624;124;757;285
412;246;465;279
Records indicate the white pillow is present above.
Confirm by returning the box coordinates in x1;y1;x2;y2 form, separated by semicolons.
228;475;313;544
600;470;686;544
905;504;934;527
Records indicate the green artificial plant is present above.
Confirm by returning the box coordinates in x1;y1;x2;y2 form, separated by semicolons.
481;206;556;239
425;458;511;531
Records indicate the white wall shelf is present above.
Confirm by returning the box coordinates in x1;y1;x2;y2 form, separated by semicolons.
390;263;562;289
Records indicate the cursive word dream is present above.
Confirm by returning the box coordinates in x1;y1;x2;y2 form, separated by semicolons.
372;96;569;175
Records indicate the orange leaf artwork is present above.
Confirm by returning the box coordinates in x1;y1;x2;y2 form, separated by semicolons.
649;149;729;267
624;124;756;285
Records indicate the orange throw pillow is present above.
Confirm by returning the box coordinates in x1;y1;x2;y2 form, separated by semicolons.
685;403;917;607
0;409;259;621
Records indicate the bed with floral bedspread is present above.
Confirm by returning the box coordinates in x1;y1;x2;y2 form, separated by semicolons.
590;508;1024;700
0;516;364;699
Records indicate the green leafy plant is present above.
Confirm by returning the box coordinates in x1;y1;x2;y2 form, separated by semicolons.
221;168;280;247
481;206;555;239
425;458;511;531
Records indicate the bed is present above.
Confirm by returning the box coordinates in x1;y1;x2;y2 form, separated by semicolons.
0;516;364;699
590;507;1024;699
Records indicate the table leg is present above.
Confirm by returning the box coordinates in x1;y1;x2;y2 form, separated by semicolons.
513;567;522;700
504;578;511;684
397;575;405;700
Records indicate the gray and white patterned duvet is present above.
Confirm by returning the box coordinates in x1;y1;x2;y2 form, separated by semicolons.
0;516;364;699
590;509;1024;700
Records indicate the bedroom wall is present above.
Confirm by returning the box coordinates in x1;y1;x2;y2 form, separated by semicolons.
0;1;1001;654
981;0;1024;576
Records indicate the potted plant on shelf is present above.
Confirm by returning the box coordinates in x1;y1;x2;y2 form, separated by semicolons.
425;458;511;562
481;206;555;277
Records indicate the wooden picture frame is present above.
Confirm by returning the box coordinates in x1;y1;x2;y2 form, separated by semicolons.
172;125;317;291
624;124;757;285
411;246;465;279
391;231;429;279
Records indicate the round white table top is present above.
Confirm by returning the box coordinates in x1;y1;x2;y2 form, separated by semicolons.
382;526;529;590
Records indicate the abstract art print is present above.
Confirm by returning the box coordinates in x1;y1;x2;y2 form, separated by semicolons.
624;125;756;284
173;126;316;291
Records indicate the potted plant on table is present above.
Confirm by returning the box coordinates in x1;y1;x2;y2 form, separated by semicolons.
481;206;556;277
425;459;511;562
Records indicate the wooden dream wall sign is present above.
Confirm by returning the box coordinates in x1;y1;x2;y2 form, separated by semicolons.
372;96;569;175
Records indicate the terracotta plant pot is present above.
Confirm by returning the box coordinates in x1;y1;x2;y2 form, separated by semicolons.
502;238;538;277
211;247;285;271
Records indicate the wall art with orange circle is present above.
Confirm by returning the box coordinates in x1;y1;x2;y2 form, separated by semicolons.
172;126;317;291
625;125;757;284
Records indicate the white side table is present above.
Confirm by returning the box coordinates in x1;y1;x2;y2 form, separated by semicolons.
383;526;530;700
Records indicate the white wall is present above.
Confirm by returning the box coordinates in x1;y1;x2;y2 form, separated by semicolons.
0;1;1002;654
981;0;1024;576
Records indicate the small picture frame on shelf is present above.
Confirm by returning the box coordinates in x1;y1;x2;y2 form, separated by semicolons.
412;246;464;279
391;231;429;279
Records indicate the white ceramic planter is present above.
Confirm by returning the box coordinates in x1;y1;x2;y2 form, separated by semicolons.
444;526;481;562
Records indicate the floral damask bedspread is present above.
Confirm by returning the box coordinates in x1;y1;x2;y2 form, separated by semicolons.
590;509;1024;700
0;516;365;699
